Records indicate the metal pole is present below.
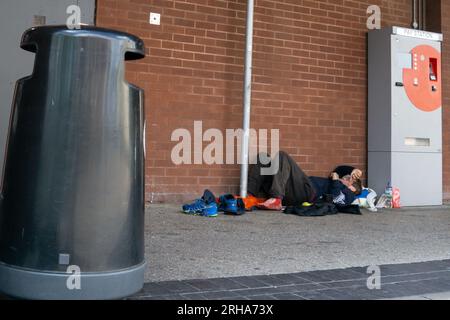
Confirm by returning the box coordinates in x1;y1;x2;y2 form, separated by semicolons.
240;0;255;198
412;0;418;29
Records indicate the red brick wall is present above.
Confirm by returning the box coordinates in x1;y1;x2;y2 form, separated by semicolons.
96;0;450;204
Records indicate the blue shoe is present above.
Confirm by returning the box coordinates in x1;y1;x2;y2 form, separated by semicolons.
182;199;205;215
218;194;235;213
200;202;218;218
182;190;218;217
201;189;217;205
218;194;246;216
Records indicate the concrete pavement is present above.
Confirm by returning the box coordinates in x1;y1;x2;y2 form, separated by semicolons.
144;204;450;282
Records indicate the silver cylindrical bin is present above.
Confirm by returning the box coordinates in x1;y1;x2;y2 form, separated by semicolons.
0;25;146;300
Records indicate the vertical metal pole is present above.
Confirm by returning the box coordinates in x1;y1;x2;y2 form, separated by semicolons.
240;0;255;198
412;0;419;29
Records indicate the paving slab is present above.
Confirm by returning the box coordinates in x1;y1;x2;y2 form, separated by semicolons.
129;259;450;300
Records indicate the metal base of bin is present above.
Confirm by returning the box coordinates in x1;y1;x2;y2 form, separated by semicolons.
0;261;146;300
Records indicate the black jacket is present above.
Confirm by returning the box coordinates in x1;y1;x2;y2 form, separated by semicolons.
309;176;356;206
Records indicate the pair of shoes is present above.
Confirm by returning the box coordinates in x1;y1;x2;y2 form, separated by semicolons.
218;194;246;216
257;198;283;211
182;190;219;217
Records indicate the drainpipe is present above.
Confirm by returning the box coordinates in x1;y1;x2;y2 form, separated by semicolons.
412;0;419;29
239;0;255;198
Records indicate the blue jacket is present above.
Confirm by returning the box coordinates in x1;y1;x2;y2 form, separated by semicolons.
309;177;356;206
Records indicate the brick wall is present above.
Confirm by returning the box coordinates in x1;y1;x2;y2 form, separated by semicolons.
96;0;450;204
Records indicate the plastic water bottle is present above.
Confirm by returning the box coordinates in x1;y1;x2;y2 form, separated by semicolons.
385;182;393;197
385;182;393;208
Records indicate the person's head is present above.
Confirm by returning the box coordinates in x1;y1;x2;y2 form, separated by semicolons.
341;175;362;195
341;175;353;188
352;179;363;196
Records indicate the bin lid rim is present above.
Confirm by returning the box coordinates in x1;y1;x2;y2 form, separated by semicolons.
21;25;146;59
25;24;143;41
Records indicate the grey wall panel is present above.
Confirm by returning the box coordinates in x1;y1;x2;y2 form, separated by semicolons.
392;152;442;206
368;151;391;198
369;151;443;206
0;0;96;181
368;28;392;152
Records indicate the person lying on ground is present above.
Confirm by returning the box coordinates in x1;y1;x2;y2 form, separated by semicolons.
334;165;364;196
247;151;362;211
333;165;363;181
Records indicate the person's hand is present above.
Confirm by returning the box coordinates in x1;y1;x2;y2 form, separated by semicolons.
351;169;362;180
330;172;339;180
